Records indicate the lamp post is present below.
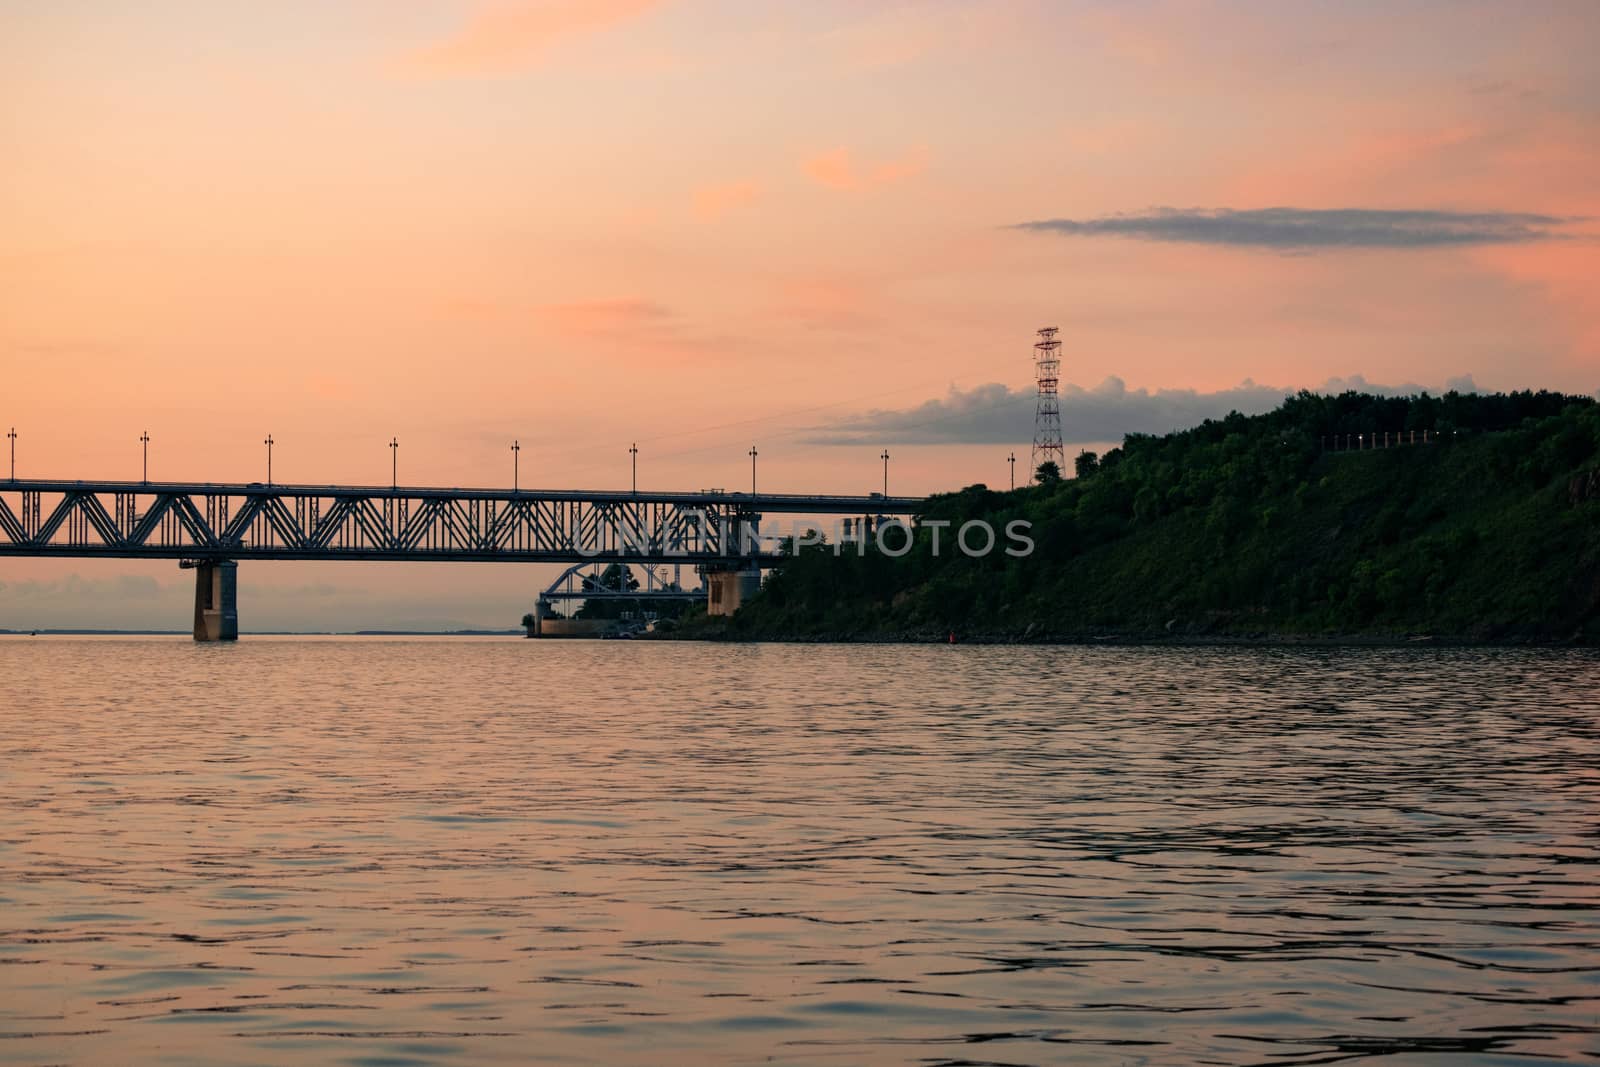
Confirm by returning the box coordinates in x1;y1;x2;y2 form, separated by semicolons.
1008;451;1016;491
881;449;890;496
511;439;520;492
264;434;274;485
389;437;399;489
140;431;150;483
748;445;758;496
629;442;638;494
7;427;16;481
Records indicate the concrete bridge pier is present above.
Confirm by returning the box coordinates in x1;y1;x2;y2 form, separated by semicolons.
183;560;238;641
704;566;761;617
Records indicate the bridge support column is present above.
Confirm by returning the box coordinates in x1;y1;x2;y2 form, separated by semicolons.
531;597;557;637
704;566;760;617
187;560;238;642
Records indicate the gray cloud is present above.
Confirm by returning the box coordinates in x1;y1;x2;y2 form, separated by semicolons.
0;571;516;632
0;574;167;601
1013;208;1572;250
804;374;1479;447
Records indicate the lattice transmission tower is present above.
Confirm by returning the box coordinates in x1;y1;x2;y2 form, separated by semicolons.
1029;326;1064;476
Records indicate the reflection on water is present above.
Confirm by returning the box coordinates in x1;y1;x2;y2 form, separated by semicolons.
2;637;1597;1065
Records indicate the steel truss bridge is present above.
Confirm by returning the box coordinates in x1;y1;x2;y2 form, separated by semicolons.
0;479;921;563
0;478;923;639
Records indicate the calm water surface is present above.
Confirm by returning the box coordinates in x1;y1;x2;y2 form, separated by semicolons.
2;638;1597;1065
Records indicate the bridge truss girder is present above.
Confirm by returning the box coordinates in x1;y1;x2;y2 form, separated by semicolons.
0;480;920;565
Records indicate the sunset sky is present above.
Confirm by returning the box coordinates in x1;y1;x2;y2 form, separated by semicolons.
3;0;1597;630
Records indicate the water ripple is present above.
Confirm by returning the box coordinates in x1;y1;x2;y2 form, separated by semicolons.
1;637;1596;1065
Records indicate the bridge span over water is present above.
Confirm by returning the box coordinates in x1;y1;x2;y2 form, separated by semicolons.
0;478;924;639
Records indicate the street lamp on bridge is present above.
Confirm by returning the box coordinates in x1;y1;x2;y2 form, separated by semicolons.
748;445;758;495
630;442;638;494
7;427;15;481
881;449;890;496
511;439;520;492
389;437;399;489
264;434;274;486
140;431;150;483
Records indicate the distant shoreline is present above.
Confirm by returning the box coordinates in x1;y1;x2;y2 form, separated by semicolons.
652;629;1594;648
0;629;523;637
6;629;1587;646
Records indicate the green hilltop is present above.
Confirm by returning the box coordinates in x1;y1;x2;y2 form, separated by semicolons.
693;390;1600;643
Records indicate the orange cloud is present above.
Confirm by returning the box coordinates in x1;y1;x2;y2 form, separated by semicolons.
1074;4;1175;69
438;297;499;322
303;374;356;401
1476;241;1600;370
1210;102;1600;368
403;0;662;75
693;180;761;220
803;146;928;191
537;298;671;335
1062;117;1152;158
534;298;748;366
770;277;877;332
819;3;1015;71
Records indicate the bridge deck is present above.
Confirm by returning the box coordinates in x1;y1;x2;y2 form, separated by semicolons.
0;479;925;564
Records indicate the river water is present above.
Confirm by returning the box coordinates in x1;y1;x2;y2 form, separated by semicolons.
2;637;1597;1065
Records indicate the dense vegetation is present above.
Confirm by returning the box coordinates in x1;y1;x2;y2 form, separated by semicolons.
689;390;1600;642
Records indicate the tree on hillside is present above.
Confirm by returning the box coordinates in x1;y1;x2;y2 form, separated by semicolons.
1035;460;1062;484
705;389;1600;642
582;564;639;593
575;564;639;621
1075;450;1099;479
779;527;828;556
573;563;694;622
